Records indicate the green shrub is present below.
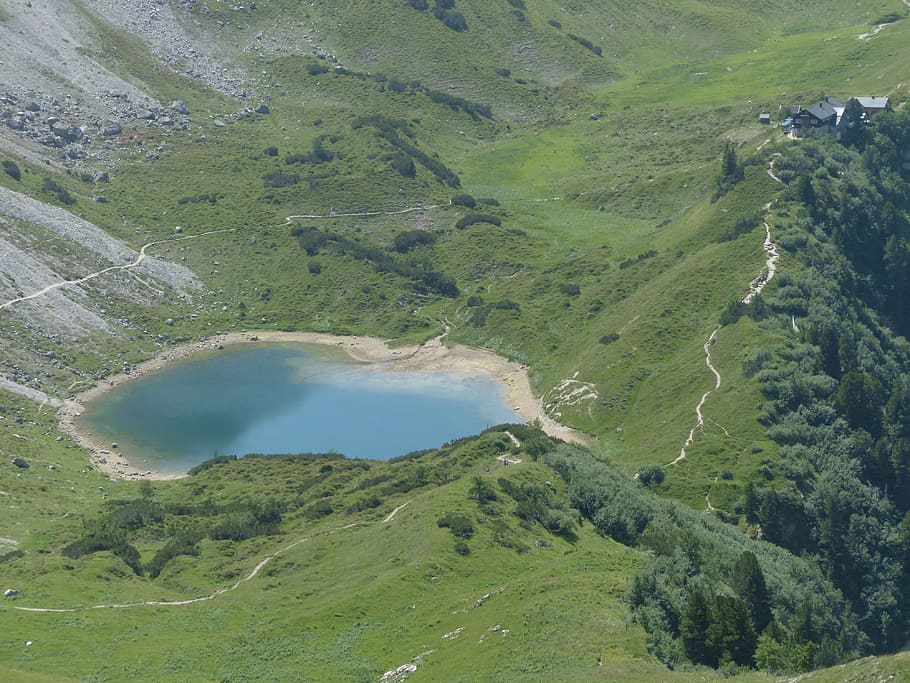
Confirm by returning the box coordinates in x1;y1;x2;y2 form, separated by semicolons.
437;511;474;538
637;465;665;488
187;454;237;475
306;62;330;75
393;229;437;253
456;214;502;229
567;33;602;56
434;7;468;31
619;250;658;269
305;499;334;519
3;160;22;180
41;177;75;205
388;152;416;177
468;475;498;503
263;171;300;188
451;193;476;208
146;534;201;579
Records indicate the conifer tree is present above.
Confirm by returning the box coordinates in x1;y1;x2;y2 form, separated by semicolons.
733;551;772;634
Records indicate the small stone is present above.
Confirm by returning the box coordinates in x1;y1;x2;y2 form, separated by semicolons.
11;457;29;469
171;100;189;115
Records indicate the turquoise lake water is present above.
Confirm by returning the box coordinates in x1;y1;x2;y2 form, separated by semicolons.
78;343;521;473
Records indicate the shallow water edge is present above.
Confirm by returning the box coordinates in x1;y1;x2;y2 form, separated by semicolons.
58;330;590;480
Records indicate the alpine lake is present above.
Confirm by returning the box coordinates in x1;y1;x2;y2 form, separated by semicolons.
77;342;521;474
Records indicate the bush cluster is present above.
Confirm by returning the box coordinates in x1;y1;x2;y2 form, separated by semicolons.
567;33;603;56
352;114;461;187
41;177;75;205
2;160;21;180
455;213;501;229
291;224;458;297
619;249;658;269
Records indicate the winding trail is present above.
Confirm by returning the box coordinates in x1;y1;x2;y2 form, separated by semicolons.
3;202;448;313
283;205;442;223
0;229;235;312
705;477;718;512
766;155;782;184
5;521;364;613
670;155;783;466
668;328;721;466
383;501;410;523
742;221;779;304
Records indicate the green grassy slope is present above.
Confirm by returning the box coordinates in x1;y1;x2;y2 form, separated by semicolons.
2;0;910;679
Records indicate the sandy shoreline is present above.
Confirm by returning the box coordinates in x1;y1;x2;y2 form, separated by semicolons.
57;331;591;481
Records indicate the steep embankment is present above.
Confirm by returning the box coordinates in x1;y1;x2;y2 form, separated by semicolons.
0;184;201;400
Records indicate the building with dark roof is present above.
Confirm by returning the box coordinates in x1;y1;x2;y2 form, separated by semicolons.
792;96;843;137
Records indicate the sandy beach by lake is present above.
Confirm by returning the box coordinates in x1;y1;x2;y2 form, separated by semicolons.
58;330;591;480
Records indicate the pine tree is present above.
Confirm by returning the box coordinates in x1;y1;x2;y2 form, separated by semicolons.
721;141;738;180
681;585;716;666
732;551;772;633
708;595;758;667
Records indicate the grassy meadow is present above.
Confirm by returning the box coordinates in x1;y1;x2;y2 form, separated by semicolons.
2;0;910;679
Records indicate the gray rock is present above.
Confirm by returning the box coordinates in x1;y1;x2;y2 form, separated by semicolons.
100;122;122;136
171;100;189;115
158;116;174;126
94;196;108;203
3;589;19;598
213;119;225;127
255;103;269;114
25;101;40;112
11;457;29;469
95;171;110;183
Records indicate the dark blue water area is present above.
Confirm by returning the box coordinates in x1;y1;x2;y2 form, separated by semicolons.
78;343;521;473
